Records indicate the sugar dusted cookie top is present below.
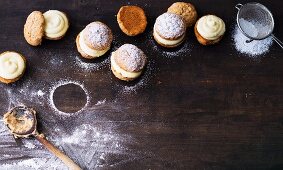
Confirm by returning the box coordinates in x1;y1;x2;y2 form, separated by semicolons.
154;12;186;40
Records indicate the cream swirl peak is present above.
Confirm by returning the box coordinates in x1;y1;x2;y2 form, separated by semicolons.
197;15;225;40
0;52;25;80
43;10;69;39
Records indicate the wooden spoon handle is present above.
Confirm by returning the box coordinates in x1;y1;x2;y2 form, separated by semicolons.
35;134;81;170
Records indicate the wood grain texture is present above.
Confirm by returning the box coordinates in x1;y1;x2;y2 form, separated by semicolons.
0;0;283;169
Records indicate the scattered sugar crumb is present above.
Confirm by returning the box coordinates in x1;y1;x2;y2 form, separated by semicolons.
22;140;36;149
95;99;106;106
37;90;45;97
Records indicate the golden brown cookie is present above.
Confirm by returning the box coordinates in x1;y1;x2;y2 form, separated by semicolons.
0;51;26;84
167;2;197;28
24;11;45;46
117;6;147;36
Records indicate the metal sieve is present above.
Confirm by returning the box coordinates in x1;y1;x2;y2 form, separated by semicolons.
235;2;283;49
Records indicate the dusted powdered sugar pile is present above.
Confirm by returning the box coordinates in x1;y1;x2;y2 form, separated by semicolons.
1;157;66;170
233;24;273;56
154;12;186;39
84;22;113;49
54;123;133;168
115;44;147;72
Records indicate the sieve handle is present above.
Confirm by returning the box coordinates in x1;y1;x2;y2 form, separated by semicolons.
271;34;283;49
235;3;243;10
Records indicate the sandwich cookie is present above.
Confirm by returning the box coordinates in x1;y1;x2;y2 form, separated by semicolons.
24;10;69;46
76;21;113;59
167;2;198;28
0;51;26;84
194;15;225;45
111;44;147;81
117;5;147;36
153;12;186;48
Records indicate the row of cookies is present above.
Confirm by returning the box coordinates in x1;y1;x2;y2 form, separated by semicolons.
113;2;226;46
0;2;226;84
154;2;226;47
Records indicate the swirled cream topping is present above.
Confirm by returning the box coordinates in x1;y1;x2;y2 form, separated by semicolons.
197;15;225;40
0;52;25;80
43;10;69;39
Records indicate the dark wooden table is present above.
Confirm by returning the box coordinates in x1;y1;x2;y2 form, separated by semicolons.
0;0;283;169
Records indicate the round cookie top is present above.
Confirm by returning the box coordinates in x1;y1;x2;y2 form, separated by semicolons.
24;11;45;46
83;22;113;51
114;44;147;72
0;51;26;80
167;2;197;28
117;5;147;36
154;12;186;40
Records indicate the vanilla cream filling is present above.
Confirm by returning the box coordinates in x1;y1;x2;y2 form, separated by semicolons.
79;31;109;57
197;15;225;40
0;52;25;79
111;53;141;78
153;27;185;46
43;10;69;38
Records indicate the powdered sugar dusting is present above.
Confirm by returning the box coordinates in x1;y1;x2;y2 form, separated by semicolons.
1;157;66;170
48;80;90;116
232;24;273;57
84;22;113;50
53;123;135;168
154;12;186;39
114;60;154;94
22;140;36;149
74;55;109;72
147;32;192;58
115;44;147;72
